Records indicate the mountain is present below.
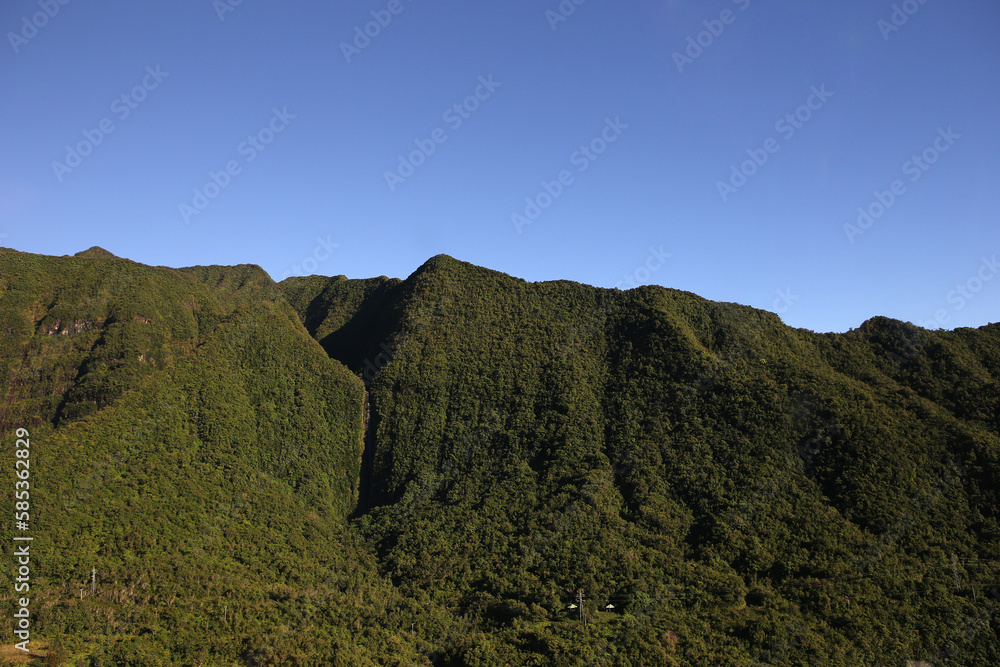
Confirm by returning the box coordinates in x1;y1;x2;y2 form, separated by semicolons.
1;247;998;666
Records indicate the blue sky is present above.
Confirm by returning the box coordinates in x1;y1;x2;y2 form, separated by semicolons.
2;0;997;333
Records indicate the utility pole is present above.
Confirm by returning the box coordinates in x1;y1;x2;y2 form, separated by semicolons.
578;590;586;627
952;554;961;591
91;567;96;595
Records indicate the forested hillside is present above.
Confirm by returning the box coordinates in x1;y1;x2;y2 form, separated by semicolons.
2;247;998;665
0;248;421;664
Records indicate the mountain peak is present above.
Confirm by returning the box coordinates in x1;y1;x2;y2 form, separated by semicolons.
75;246;120;259
416;253;461;272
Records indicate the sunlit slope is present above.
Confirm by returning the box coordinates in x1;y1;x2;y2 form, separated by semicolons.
284;253;1000;665
0;248;425;664
0;246;996;664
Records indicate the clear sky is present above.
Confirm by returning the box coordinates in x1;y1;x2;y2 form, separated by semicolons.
2;0;997;333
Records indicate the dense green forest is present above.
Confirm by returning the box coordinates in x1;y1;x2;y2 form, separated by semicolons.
1;247;998;665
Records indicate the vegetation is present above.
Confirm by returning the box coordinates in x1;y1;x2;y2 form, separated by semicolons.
2;247;998;665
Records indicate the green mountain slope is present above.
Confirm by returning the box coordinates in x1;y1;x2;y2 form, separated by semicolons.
0;249;428;664
2;247;998;665
283;254;1000;665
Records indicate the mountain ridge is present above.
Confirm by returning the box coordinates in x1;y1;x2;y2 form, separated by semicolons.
1;246;998;665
